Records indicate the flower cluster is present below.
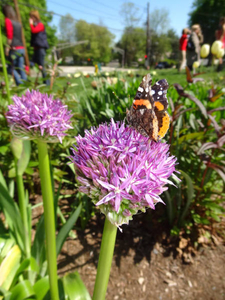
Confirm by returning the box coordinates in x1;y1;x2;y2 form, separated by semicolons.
70;119;179;227
6;90;73;143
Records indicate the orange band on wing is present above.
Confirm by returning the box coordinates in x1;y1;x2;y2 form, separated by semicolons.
154;101;165;111
158;113;170;138
133;99;152;109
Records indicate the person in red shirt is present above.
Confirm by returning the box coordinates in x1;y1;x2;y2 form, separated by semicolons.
3;5;27;85
215;17;225;72
29;10;49;85
179;28;191;72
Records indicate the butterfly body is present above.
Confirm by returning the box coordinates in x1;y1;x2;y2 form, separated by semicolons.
126;74;170;141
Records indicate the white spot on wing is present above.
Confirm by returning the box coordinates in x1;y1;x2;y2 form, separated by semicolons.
145;87;149;92
150;90;155;95
158;91;162;95
140;109;145;115
138;87;144;92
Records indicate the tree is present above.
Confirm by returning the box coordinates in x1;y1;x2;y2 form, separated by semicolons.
59;13;75;42
120;2;140;28
72;20;115;64
149;31;172;64
167;29;179;61
118;27;146;67
150;8;170;35
188;0;225;44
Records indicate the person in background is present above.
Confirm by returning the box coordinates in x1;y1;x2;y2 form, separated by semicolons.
179;28;190;72
186;24;204;71
215;16;225;72
3;5;27;86
29;10;49;84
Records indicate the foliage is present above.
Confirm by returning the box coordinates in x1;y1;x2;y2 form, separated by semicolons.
1;65;225;296
188;0;225;44
117;27;146;67
58;13;75;43
0;0;57;57
150;8;170;35
119;2;140;28
73;20;115;64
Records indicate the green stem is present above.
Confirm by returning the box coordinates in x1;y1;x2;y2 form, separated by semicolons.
37;141;59;300
15;166;30;258
0;18;11;102
92;217;117;300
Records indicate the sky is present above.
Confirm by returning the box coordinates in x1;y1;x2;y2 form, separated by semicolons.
46;0;194;41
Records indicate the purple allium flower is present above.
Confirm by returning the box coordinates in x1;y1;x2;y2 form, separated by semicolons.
6;90;73;143
70;119;179;227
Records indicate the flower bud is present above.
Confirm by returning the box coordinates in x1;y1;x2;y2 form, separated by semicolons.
200;44;210;58
193;61;200;69
211;40;223;55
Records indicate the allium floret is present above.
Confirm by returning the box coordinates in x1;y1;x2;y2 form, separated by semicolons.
70;119;179;227
6;90;73;143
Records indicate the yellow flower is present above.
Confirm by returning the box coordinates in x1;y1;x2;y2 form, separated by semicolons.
200;44;210;58
193;61;200;69
211;41;223;55
216;48;225;58
112;77;118;84
67;74;71;78
74;73;81;78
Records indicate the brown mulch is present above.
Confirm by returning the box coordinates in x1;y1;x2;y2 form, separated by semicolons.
31;191;225;300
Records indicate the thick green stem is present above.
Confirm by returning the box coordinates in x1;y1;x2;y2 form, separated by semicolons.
15;168;30;258
37;141;59;300
92;217;117;300
0;19;11;102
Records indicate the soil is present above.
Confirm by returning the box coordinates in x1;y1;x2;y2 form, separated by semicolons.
32;193;225;300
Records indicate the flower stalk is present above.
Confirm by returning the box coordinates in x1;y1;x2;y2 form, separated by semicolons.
15;165;30;258
0;19;10;102
92;217;117;300
37;140;59;300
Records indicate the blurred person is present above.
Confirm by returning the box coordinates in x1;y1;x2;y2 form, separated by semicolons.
179;28;190;72
29;10;49;84
186;24;204;71
215;16;225;71
3;4;27;86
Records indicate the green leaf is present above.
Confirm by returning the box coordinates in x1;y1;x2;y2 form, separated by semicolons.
0;174;25;252
56;203;82;256
9;280;35;300
10;138;23;160
0;245;21;290
31;216;46;268
178;170;195;225
33;277;50;300
62;271;91;300
17;140;31;176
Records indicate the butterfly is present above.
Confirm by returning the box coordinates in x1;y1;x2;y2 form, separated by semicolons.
126;74;170;141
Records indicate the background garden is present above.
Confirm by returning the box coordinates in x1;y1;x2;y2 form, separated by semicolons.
1;0;225;299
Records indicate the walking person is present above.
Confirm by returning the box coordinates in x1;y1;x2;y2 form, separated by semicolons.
179;28;190;72
3;5;27;86
29;10;49;85
186;24;204;71
215;16;225;72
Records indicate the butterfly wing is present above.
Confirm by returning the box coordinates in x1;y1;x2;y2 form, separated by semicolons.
126;74;170;141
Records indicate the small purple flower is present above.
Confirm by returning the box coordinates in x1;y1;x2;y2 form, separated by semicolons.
6;90;73;143
70;119;179;227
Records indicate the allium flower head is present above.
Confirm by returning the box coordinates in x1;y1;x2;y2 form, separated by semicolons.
70;119;179;227
6;90;73;143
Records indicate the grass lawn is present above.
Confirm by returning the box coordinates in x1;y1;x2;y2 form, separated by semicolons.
52;65;225;98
